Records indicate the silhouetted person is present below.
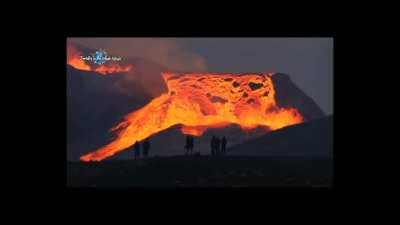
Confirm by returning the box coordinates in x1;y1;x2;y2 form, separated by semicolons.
188;136;194;154
215;137;221;156
211;136;216;156
221;136;227;155
185;135;193;155
134;141;141;159
143;139;150;158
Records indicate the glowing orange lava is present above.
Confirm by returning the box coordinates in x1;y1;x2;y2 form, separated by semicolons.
67;44;133;75
80;72;304;162
95;64;133;75
67;45;91;71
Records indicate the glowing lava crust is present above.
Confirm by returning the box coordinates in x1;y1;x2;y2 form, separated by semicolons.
80;72;304;161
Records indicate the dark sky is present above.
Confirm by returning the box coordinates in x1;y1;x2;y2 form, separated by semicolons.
71;37;333;115
176;38;333;115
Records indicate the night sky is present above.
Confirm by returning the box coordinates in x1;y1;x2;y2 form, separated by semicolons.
71;38;333;115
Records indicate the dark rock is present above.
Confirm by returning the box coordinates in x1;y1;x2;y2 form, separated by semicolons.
248;82;263;91
209;95;228;104
229;115;333;157
272;73;325;121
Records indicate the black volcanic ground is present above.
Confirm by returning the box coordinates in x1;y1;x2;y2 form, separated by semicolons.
68;156;332;187
68;115;333;187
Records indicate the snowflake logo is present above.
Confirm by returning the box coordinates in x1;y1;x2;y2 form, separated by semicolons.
93;49;107;65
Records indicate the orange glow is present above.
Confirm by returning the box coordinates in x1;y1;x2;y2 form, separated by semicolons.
67;44;133;75
95;64;133;75
67;45;92;71
80;72;304;161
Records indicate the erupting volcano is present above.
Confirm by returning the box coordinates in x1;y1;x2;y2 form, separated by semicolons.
80;72;304;162
67;44;133;75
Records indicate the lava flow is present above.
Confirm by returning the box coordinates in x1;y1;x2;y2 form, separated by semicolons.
80;72;304;162
67;44;132;75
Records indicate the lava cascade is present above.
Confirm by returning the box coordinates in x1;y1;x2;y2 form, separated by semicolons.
80;72;304;161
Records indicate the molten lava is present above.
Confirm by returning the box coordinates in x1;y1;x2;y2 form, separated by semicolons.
67;44;92;72
80;72;304;162
94;64;133;75
67;44;133;75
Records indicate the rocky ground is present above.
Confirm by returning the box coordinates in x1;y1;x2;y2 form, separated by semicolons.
67;155;333;187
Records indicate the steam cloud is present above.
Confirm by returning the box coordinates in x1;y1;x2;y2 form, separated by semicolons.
68;38;208;72
67;38;208;98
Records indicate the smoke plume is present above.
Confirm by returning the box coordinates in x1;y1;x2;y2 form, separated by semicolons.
68;38;208;72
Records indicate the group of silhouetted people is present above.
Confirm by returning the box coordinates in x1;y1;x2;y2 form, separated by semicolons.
184;135;228;156
211;136;227;156
184;135;195;155
132;135;228;159
133;138;151;159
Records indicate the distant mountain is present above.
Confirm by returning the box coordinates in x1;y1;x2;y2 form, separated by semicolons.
272;73;325;121
229;115;333;157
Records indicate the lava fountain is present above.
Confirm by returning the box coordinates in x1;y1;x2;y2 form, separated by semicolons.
80;72;304;161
